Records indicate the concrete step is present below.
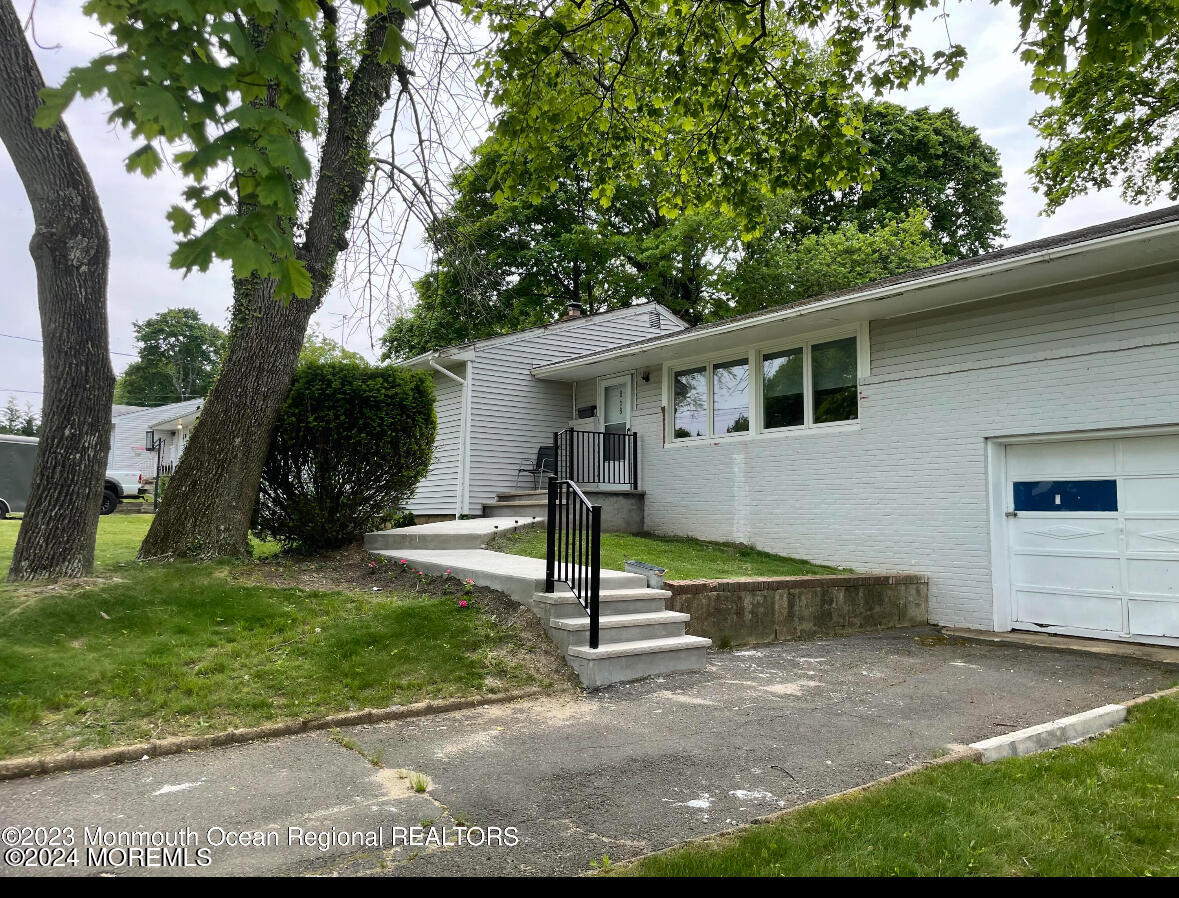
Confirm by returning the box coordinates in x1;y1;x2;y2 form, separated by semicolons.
494;488;642;501
484;501;548;518
546;610;690;651
564;636;712;689
365;517;537;551
494;490;548;501
531;588;671;622
363;537;709;688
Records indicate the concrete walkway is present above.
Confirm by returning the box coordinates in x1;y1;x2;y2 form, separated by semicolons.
365;518;539;552
0;629;1171;877
364;521;708;686
369;546;647;602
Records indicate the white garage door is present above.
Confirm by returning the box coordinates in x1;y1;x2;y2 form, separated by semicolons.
1003;433;1179;646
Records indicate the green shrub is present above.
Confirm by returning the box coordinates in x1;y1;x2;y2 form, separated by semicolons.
256;361;436;553
385;508;416;529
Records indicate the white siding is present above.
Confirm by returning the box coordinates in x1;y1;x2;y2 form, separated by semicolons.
466;306;679;512
407;370;465;516
635;267;1179;630
872;267;1179;378
572;377;600;427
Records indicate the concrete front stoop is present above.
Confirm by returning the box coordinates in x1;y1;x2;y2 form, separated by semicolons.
483;487;647;533
365;519;709;688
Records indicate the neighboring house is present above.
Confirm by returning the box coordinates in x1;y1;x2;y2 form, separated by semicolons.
401;303;689;519
410;205;1179;649
109;399;203;478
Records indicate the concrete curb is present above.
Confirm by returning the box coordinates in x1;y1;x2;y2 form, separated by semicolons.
970;705;1126;762
0;687;550;782
970;683;1179;763
601;684;1179;875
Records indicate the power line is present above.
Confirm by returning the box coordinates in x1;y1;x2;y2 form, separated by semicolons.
0;387;202;408
0;331;137;357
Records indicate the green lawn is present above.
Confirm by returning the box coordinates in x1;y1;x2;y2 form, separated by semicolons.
489;529;847;580
0;518;546;759
620;695;1179;876
0;516;152;569
0;516;278;571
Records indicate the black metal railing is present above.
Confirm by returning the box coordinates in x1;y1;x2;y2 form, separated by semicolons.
544;478;602;648
553;428;639;490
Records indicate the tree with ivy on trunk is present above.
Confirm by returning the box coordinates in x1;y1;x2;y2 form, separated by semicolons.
0;0;114;580
40;0;1179;560
43;1;440;558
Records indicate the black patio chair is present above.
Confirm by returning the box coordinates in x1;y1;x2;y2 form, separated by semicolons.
516;445;557;489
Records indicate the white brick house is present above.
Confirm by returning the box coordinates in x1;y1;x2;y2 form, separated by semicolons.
501;206;1179;647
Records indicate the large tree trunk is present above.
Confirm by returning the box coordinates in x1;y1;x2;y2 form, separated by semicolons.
137;278;313;558
1;0;113;580
138;10;403;559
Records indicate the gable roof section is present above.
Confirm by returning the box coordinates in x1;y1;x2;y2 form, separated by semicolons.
533;204;1179;380
397;302;690;369
112;399;204;432
151;401;204;431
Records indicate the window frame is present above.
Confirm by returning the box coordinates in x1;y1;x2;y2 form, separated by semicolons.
663;322;868;445
669;358;748;441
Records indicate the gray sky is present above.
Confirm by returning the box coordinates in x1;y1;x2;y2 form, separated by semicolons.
1;2;1171;414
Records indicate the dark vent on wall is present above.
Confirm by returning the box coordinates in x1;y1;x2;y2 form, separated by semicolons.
648;309;662;330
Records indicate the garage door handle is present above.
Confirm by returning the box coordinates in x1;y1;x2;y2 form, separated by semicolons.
1005;511;1018;518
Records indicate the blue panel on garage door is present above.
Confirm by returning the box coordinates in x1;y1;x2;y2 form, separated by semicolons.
1013;479;1118;512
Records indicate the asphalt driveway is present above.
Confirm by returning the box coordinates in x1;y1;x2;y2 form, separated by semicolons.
0;627;1171;877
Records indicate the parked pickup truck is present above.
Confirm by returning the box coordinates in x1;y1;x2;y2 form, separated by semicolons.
0;434;146;517
102;470;147;515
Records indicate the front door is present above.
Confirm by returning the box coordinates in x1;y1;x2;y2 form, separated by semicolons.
599;375;632;483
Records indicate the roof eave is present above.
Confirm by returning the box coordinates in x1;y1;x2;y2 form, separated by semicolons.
532;216;1179;381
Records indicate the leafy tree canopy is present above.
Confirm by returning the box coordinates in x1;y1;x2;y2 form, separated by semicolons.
43;0;961;301
382;95;1006;359
114;308;225;406
380;135;739;360
795;102;1006;258
1010;0;1179;209
41;0;1178;301
299;329;368;366
1030;26;1179;209
476;1;964;224
725;208;948;318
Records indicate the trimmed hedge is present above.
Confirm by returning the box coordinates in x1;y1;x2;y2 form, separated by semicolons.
256;361;436;553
